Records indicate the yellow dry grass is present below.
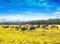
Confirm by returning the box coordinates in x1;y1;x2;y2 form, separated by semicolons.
0;25;60;44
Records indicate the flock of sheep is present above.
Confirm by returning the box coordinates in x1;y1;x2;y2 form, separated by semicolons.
2;24;58;32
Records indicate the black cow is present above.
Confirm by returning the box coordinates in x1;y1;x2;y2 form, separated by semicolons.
2;25;9;28
28;25;36;31
15;26;20;30
21;26;27;31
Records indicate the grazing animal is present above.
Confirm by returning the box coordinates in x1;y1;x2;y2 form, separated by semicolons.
19;25;21;28
10;25;14;28
50;25;58;29
41;25;45;28
37;25;40;28
15;26;20;30
41;25;49;29
29;25;36;31
21;26;27;31
25;24;29;27
2;25;9;28
45;26;49;29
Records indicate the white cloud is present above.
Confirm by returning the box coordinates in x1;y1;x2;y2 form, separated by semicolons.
0;15;56;22
0;14;47;22
0;11;59;22
53;11;60;16
51;11;60;18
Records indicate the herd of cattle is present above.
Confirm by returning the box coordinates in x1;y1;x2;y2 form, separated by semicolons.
2;24;59;31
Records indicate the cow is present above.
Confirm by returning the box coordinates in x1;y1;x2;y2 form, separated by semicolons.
15;26;20;30
50;25;58;29
36;25;40;28
19;25;21;28
2;25;9;29
21;26;28;31
41;25;49;29
28;25;36;31
10;25;14;28
25;24;29;28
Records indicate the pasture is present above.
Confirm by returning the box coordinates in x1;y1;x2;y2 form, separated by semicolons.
0;25;60;44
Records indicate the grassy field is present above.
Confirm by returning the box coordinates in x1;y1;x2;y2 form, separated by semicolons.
0;25;60;44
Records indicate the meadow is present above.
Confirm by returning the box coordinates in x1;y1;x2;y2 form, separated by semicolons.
0;25;60;44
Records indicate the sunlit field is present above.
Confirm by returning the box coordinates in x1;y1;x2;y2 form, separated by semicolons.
0;25;60;44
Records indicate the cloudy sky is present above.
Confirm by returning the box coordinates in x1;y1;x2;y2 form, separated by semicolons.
0;0;60;22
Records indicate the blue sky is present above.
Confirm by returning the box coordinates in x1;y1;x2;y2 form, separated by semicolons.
0;0;60;22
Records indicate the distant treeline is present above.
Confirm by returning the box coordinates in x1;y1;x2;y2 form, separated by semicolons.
21;19;60;25
0;19;60;25
0;22;20;25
